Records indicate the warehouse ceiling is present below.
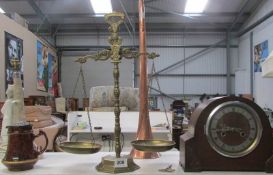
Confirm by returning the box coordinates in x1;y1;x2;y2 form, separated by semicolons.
0;0;262;36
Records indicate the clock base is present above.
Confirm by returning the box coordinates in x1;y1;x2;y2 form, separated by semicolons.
265;155;273;173
180;134;273;172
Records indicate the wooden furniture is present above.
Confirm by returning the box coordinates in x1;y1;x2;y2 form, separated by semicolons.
67;98;78;111
25;96;47;106
82;98;89;110
46;96;56;113
24;98;34;106
51;112;66;122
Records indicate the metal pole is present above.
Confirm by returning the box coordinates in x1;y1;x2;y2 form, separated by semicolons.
57;50;62;82
238;10;273;37
133;59;137;88
226;31;231;95
148;86;177;100
250;32;254;96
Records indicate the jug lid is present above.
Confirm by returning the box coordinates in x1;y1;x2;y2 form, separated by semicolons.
6;123;32;130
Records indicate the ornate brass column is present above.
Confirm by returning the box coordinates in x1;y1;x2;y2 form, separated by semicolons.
75;11;159;173
76;12;139;174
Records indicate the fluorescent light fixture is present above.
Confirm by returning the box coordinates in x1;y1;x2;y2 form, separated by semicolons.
185;0;208;13
183;13;203;17
94;14;105;17
0;7;5;13
90;0;112;14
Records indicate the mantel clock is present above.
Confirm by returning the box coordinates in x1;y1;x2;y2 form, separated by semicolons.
180;96;273;172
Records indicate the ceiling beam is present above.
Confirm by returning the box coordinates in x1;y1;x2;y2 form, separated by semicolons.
228;0;252;31
26;0;57;47
237;0;265;32
29;27;238;34
56;44;238;52
238;9;273;36
145;0;158;4
21;12;251;19
28;22;243;28
137;74;235;77
27;0;50;32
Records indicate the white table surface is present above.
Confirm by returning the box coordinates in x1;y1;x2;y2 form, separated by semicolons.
0;151;268;175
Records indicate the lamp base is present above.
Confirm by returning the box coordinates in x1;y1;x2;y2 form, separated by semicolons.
96;155;139;174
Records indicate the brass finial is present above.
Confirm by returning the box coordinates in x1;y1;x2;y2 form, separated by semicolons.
104;12;125;31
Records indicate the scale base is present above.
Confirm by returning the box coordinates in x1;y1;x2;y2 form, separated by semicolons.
96;155;139;174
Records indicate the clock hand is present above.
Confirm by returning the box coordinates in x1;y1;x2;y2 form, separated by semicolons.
215;125;245;134
217;124;243;132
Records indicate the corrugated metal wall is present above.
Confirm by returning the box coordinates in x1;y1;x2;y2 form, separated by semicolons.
236;0;273;109
238;0;273;109
58;32;238;109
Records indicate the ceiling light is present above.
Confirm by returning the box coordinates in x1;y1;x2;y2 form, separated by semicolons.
183;13;203;17
90;0;112;14
185;0;208;13
0;7;5;13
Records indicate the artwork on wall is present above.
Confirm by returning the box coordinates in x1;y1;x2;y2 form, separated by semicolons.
37;40;58;96
48;53;58;96
5;32;23;89
254;40;269;72
37;40;48;91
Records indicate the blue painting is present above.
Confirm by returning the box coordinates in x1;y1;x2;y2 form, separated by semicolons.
37;40;48;91
254;40;269;72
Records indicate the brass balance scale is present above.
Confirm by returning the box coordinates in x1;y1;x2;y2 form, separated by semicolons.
58;12;175;173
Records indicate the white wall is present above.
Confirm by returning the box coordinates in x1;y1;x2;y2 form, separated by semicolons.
237;0;273;109
0;13;56;100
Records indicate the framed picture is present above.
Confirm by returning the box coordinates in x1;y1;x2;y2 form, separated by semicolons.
48;53;58;96
5;32;23;89
254;40;269;72
37;41;58;95
37;40;48;91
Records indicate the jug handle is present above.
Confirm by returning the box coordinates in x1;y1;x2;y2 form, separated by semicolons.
34;130;49;154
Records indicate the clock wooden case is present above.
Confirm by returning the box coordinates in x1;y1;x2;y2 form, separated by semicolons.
180;96;273;172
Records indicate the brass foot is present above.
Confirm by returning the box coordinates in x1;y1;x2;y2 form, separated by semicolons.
96;155;139;174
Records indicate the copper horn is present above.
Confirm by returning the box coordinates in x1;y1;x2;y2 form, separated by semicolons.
130;0;160;159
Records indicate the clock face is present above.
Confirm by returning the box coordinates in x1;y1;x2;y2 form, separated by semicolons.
205;101;263;158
